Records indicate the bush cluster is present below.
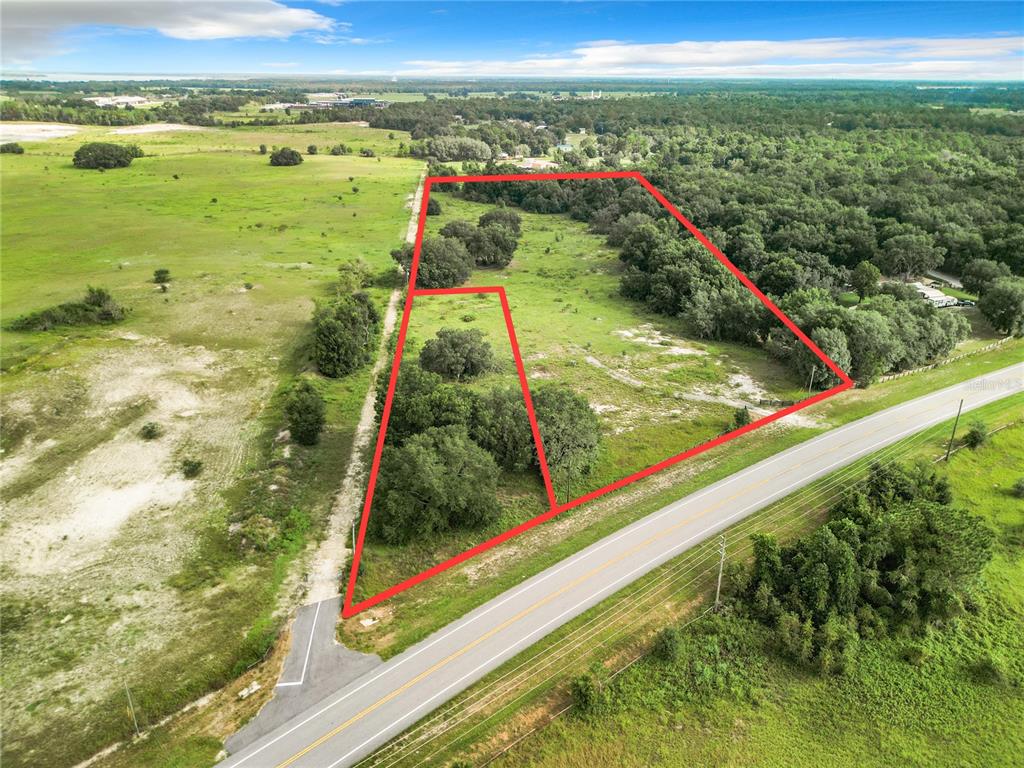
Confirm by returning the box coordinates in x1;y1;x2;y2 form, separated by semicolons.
72;142;142;169
727;460;992;674
8;286;125;331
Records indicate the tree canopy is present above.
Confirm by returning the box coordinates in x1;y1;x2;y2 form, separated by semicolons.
72;142;142;169
369;426;501;544
269;146;303;166
419;327;495;380
313;292;381;377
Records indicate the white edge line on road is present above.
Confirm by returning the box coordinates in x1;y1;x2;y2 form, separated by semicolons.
327;382;1021;767
224;364;1023;766
276;600;323;688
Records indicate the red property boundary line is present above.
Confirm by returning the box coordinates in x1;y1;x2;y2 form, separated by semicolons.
342;171;853;618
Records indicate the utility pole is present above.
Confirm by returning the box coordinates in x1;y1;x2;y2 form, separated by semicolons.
945;398;964;461
714;535;726;611
807;366;816;393
124;678;140;738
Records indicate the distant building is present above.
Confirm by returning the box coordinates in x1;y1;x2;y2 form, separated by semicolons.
555;143;574;152
84;95;152;108
518;158;558;170
910;282;958;308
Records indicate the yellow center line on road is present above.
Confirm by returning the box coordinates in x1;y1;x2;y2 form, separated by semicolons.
274;393;957;767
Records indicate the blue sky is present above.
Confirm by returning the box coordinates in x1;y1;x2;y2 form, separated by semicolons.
3;2;1022;80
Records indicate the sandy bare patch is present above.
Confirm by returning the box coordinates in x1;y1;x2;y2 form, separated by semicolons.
109;122;203;135
0;333;272;751
615;324;706;356
0;121;79;141
584;354;644;388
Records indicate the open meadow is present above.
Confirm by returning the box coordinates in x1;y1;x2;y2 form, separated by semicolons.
341;189;1022;657
0;121;422;767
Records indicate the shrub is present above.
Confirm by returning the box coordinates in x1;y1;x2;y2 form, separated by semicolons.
307;144;318;155
652;626;681;662
359;148;375;157
479;207;522;235
330;143;350;155
1;142;25;154
731;406;752;430
901;644;928;666
259;144;267;155
73;142;142;169
969;653;1008;685
153;268;171;284
269;147;303;166
1014;478;1024;499
181;458;203;478
139;422;163;440
285;379;326;446
419;328;494;381
426;197;441;216
964;420;988;449
569;673;602;715
313;292;381;377
8;286;125;331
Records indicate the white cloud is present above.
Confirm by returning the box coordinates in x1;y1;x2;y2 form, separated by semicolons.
401;35;1024;80
2;0;337;66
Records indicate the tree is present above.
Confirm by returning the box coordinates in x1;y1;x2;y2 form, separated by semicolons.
730;406;752;430
757;256;805;297
439;220;476;243
469;224;518;267
533;385;601;496
961;259;1011;296
307;144;318;155
336;258;372;295
285;379;326;446
393;236;473;289
0;142;24;154
72;142;142;169
313;292;381;377
426;197;442;216
369;426;500;544
842;309;901;384
874;234;944;280
978;277;1024;335
479;207;522;235
471;386;536;471
269;146;303;166
419;328;494;380
964;420;988;449
153;268;171;284
850;261;881;302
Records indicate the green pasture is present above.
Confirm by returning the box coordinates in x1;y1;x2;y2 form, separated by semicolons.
0;123;422;768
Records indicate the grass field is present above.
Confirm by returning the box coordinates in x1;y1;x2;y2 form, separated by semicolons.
0;121;422;767
339;188;1023;657
362;393;1023;768
347;190;811;607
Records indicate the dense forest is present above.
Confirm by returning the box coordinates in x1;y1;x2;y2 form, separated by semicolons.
366;88;1023;380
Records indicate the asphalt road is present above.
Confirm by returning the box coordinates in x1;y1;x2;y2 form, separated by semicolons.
220;362;1022;768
